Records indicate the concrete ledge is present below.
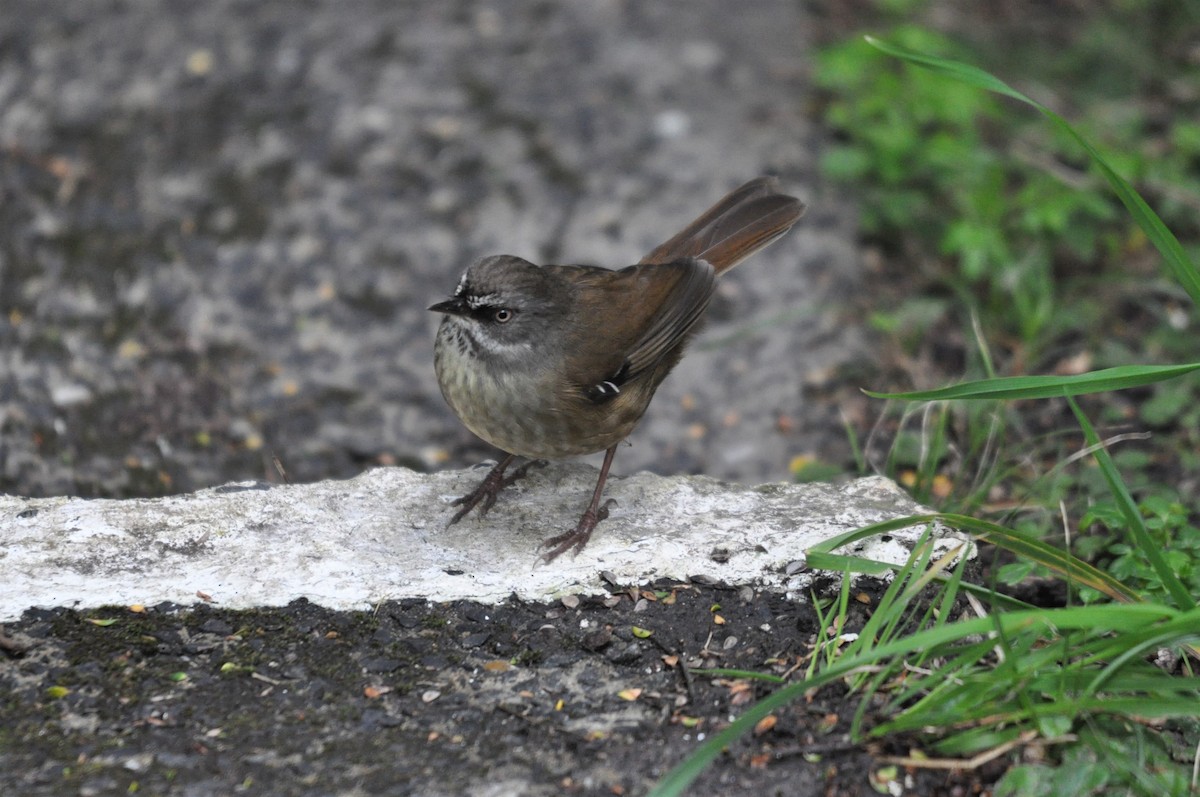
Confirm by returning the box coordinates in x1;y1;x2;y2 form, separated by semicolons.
0;466;962;621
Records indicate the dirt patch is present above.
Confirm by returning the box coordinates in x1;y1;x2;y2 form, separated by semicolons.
0;579;1001;796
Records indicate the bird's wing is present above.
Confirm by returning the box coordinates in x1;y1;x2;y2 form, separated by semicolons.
555;258;716;400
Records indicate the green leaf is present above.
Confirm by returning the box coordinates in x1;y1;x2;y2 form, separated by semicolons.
866;363;1200;401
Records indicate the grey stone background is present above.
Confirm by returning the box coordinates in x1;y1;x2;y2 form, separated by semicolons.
0;0;864;500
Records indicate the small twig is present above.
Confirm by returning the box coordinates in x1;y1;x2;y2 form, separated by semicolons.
876;729;1051;770
1064;432;1152;468
649;636;697;708
271;454;289;484
1190;735;1199;794
770;738;861;760
780;653;810;681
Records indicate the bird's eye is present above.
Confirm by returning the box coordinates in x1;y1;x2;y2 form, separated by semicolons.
493;308;513;323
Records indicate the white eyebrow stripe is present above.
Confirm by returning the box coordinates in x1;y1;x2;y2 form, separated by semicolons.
466;293;500;308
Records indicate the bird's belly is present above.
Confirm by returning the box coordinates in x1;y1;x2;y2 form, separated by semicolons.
434;341;636;459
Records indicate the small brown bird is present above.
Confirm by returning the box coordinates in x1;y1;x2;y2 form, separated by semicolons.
430;177;805;561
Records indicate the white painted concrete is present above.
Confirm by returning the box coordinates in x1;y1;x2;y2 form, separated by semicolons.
0;466;963;620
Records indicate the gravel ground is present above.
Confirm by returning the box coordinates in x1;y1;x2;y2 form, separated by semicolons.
0;0;864;501
0;581;1002;797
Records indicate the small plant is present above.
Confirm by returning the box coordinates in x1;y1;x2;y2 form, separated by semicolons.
1078;494;1200;606
649;520;1200;797
817;5;1200;359
815;27;1124;346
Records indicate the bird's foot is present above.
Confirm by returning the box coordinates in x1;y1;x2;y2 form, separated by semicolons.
448;456;545;525
540;498;617;563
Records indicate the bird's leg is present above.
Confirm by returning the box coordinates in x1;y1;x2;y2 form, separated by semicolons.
448;454;546;524
448;454;515;524
448;453;547;523
540;444;619;562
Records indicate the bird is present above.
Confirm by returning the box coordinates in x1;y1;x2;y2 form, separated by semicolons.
429;177;806;561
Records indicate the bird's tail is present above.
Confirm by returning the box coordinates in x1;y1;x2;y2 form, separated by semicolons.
639;177;806;274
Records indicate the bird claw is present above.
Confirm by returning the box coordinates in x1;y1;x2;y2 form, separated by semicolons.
447;455;538;525
539;498;617;563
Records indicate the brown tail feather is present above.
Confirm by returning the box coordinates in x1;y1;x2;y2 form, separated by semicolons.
639;177;806;274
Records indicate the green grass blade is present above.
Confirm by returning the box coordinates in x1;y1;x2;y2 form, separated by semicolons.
936;513;1144;603
698;668;785;683
863;35;1029;102
1067;397;1195;610
807;513;1142;603
649;604;1190;796
864;35;1200;309
804;551;900;575
864;363;1200;401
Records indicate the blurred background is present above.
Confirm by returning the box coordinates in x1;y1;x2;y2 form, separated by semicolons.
1;1;1197;555
0;0;858;497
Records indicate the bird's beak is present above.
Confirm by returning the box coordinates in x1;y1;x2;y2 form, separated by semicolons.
429;297;469;316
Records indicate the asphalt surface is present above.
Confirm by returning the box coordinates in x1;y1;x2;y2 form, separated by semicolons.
0;0;864;502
